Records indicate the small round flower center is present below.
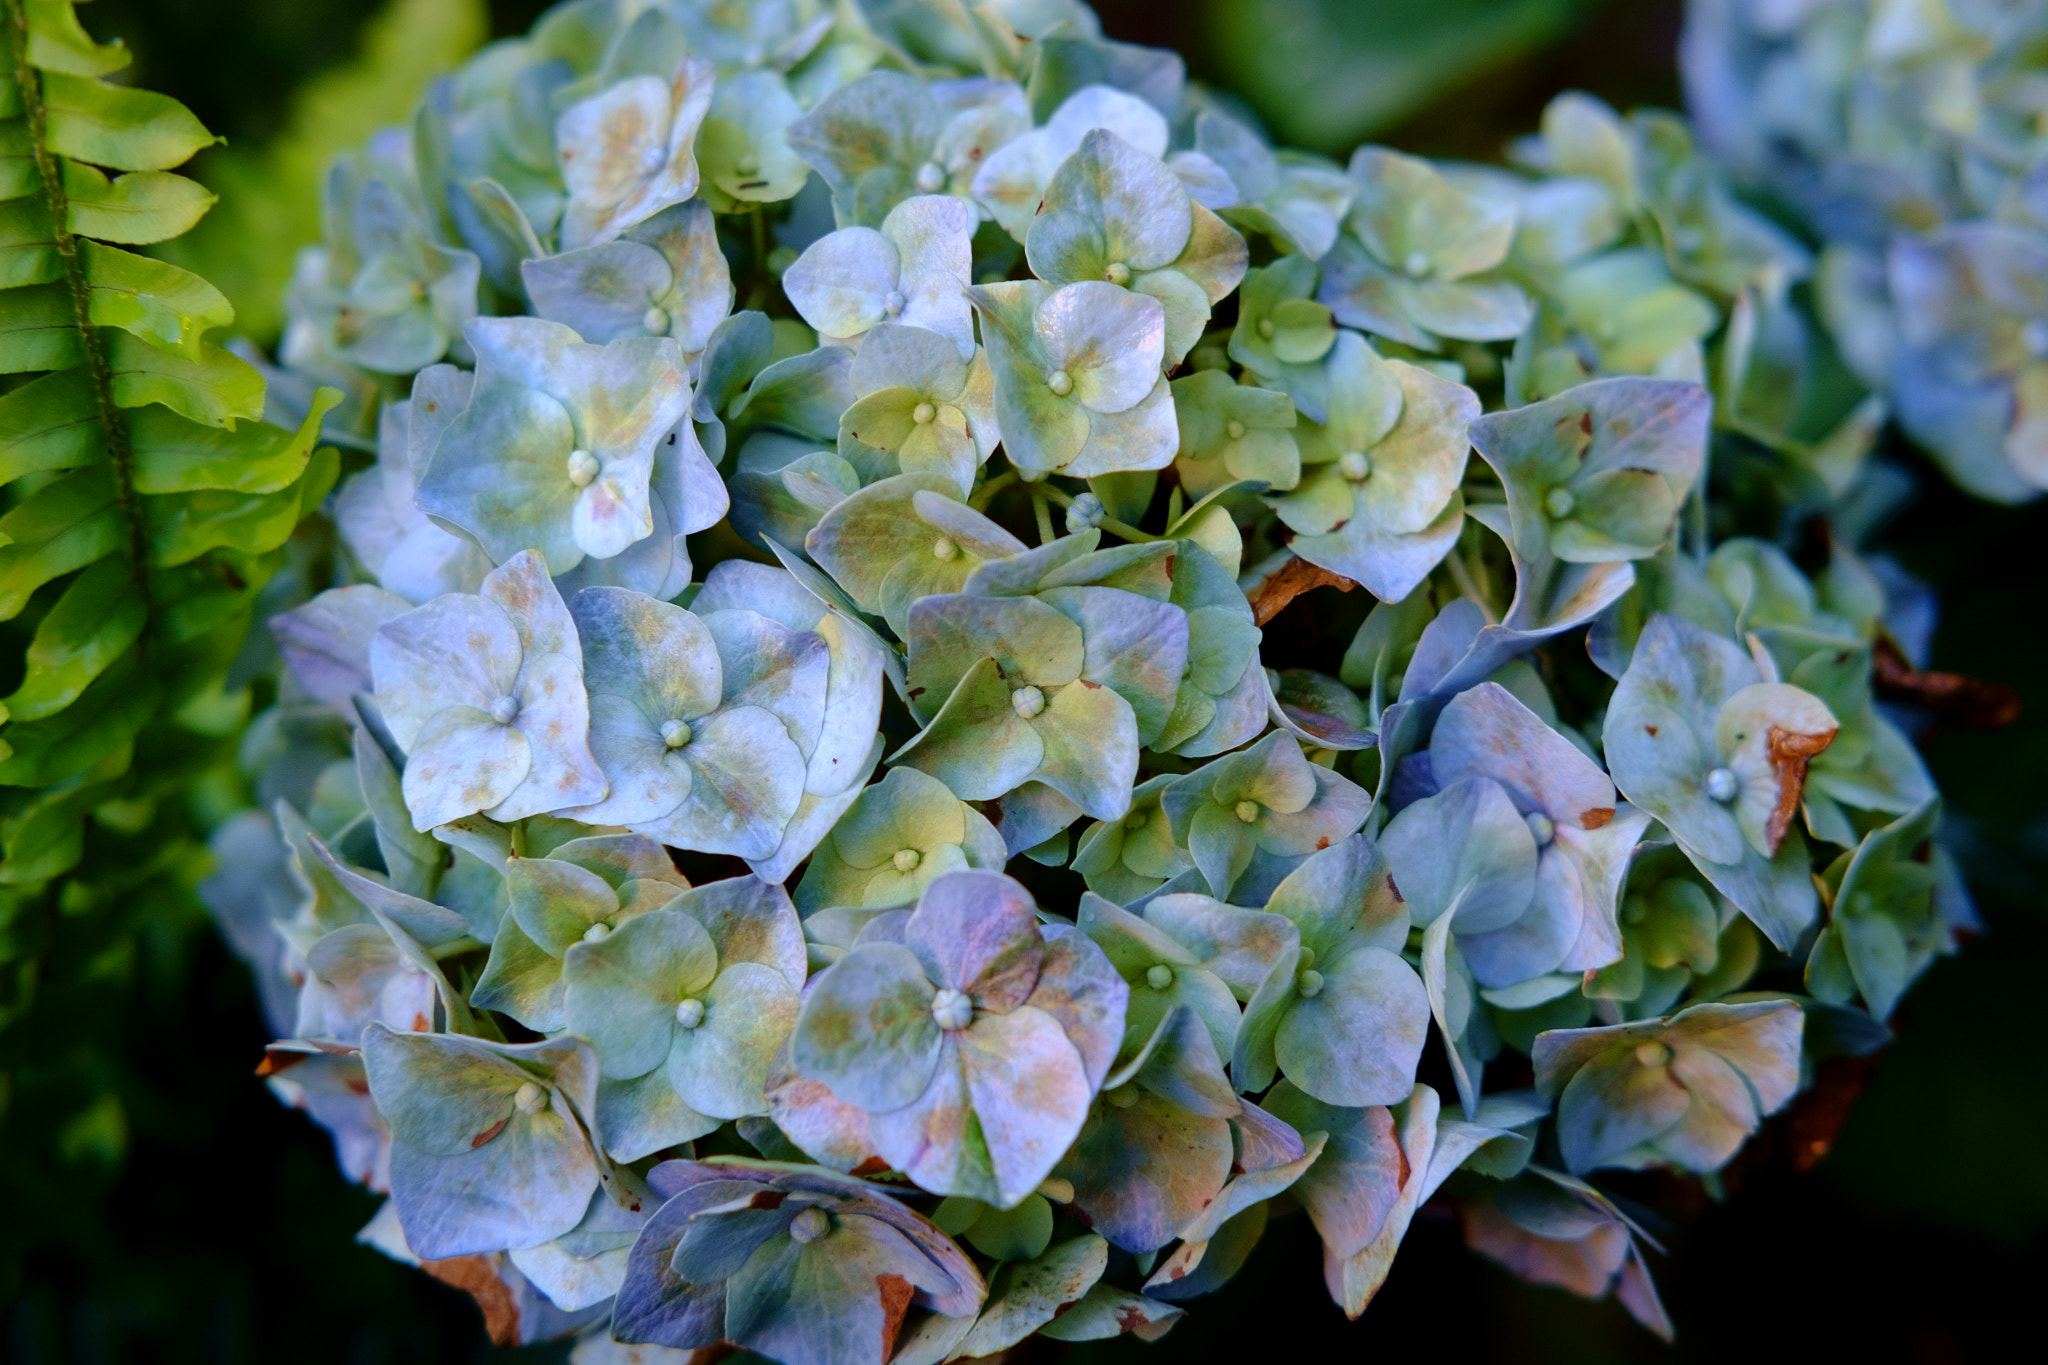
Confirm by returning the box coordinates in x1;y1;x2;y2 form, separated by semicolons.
514;1081;548;1114
582;922;612;944
1525;811;1556;846
1047;369;1073;397
1257;318;1277;339
883;289;907;316
1105;1084;1141;1109
1065;492;1105;534
735;154;760;176
912;401;937;424
1704;766;1739;802
1635;1040;1673;1068
1338;451;1372;481
662;719;692;749
640;143;667;172
931;987;972;1031
567;448;600;487
893;847;922;873
675;997;706;1029
1403;250;1430;277
1298;947;1316;970
1226;420;1246;440
1296;968;1325;998
914;161;946;193
1011;685;1046;719
789;1206;831;1243
1544;486;1576;519
1145;963;1175;991
642;305;670;334
932;535;958;561
1125;809;1149;830
490;695;519;725
1104;261;1132;286
2026;319;2048;358
1234;799;1259;823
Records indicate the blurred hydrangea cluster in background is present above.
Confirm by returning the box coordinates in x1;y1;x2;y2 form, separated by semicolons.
185;0;2014;1357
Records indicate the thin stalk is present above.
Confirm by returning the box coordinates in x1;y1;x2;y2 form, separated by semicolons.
969;468;1017;512
1029;483;1056;545
1035;482;1158;543
1443;548;1498;624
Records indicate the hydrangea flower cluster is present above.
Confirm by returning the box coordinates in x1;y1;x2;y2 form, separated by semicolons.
1685;0;2048;502
204;1;1977;1356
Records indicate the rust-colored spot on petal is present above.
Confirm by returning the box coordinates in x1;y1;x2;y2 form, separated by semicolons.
1315;836;1331;849
411;1012;431;1032
1580;807;1614;831
850;1155;892;1177
254;1048;305;1078
1763;723;1837;854
877;1273;916;1358
419;1254;521;1346
471;1117;510;1149
1644;725;1658;736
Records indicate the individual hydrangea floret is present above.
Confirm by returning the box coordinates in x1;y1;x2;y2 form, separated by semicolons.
795;766;1008;911
970;279;1177;479
972;84;1169;240
1160;731;1372;904
522;199;733;355
368;551;607;830
1172;370;1300;498
779;871;1127;1206
783;194;977;360
415;318;692;574
837;322;999;497
554;55;716;249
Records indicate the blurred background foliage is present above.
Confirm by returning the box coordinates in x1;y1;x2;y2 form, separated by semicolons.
3;0;2042;1360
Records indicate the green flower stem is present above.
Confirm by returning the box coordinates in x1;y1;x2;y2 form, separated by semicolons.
1036;482;1159;544
1442;548;1498;624
969;468;1018;511
1030;483;1056;545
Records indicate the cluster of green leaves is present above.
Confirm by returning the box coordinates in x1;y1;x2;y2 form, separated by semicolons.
11;0;1977;1359
0;0;344;1298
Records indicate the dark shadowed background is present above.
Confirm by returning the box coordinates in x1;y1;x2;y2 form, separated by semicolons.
5;2;2043;1360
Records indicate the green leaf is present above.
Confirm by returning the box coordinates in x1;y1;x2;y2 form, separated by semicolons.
104;331;264;427
0;556;143;721
0;650;158;787
144;444;337;566
0;367;100;483
0;281;85;372
0;192;59;287
81;240;230;353
0;464;122;619
39;71;216;172
132;386;337;494
60;159;213;244
21;1;132;78
1;116;39;198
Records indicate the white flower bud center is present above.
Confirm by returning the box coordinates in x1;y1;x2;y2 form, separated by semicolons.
1145;963;1174;990
1105;261;1132;286
735;153;760;176
642;305;670;334
1635;1040;1673;1068
1047;369;1073;397
1011;685;1046;719
1525;811;1556;846
582;922;611;944
893;847;922;872
914;161;946;193
1125;809;1148;830
1065;492;1105;534
1704;766;1739;802
884;289;907;316
490;695;519;725
1234;799;1259;823
641;143;667;172
932;535;958;561
1298;947;1316;970
1544;486;1576;519
514;1081;548;1114
790;1205;831;1242
1296;968;1325;998
1226;420;1246;440
662;719;692;749
675;997;706;1028
931;987;972;1030
567;448;600;487
1339;451;1372;481
912;400;937;424
1105;1083;1141;1109
1404;250;1430;277
1257;318;1276;339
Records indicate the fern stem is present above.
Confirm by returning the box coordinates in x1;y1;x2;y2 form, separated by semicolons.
7;0;154;636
